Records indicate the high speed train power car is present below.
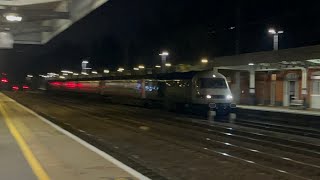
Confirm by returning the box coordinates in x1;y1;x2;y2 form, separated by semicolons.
47;70;236;119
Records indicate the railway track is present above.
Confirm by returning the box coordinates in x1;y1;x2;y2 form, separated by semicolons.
43;95;320;179
234;119;320;139
6;92;320;179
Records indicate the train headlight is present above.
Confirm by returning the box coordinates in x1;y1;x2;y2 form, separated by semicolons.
226;95;233;100
206;95;212;99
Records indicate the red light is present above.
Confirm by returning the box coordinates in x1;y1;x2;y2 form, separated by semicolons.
1;78;8;83
65;81;77;89
12;86;19;91
23;85;29;89
50;82;62;86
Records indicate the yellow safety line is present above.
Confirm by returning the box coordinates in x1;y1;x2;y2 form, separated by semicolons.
0;103;50;180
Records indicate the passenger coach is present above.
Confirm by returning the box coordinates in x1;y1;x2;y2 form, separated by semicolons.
47;70;236;119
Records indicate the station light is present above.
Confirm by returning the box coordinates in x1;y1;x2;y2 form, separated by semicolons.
82;60;89;64
27;75;33;78
138;65;145;69
201;59;208;63
39;75;48;78
59;76;65;79
73;73;79;76
92;71;98;74
165;63;172;67
47;73;59;77
81;72;88;75
159;51;169;56
155;65;161;68
268;28;276;35
5;14;22;22
268;28;284;35
133;67;139;71
62;73;68;76
117;68;124;72
61;70;69;73
206;95;212;99
248;63;255;66
103;69;110;73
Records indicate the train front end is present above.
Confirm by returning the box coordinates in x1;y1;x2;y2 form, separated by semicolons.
192;71;236;117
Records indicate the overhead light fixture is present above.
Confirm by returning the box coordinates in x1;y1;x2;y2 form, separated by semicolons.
61;70;70;73
117;68;124;72
307;59;320;64
201;59;208;63
5;14;22;22
268;28;276;35
159;51;169;56
248;63;255;66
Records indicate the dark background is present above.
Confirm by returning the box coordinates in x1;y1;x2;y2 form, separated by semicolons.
1;0;320;81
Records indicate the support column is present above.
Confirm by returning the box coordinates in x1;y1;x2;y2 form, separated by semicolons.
161;56;167;73
231;72;241;104
301;68;308;108
273;34;279;50
249;70;256;105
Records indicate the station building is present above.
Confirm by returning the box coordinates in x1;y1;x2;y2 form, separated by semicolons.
213;44;320;109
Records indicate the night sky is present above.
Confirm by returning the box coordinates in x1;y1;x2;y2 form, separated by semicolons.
2;0;320;81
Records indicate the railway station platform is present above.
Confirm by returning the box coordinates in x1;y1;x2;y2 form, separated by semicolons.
0;93;147;180
237;105;320;129
238;105;320;116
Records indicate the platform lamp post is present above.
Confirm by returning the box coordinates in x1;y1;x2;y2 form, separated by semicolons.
268;28;284;50
159;51;169;73
81;59;89;74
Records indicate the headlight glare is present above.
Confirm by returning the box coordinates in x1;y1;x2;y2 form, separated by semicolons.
226;95;233;100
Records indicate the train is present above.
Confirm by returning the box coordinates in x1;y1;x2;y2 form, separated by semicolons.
47;70;237;120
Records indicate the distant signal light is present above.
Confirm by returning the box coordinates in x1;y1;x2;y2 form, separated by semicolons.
22;85;29;89
12;86;19;91
1;78;8;83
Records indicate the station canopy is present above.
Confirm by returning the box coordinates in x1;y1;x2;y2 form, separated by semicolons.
0;0;108;47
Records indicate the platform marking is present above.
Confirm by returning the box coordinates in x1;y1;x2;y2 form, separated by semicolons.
0;103;51;180
5;95;151;180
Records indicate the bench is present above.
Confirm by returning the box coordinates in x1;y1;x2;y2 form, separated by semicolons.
290;98;305;109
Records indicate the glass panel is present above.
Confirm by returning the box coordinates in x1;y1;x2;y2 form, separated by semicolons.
200;78;227;89
312;81;320;95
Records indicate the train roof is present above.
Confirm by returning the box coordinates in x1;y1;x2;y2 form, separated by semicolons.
48;70;224;82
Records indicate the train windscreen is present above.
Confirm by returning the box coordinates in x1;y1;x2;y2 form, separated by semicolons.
199;78;227;89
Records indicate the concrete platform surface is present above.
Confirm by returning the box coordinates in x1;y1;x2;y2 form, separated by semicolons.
0;93;147;180
238;105;320;116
